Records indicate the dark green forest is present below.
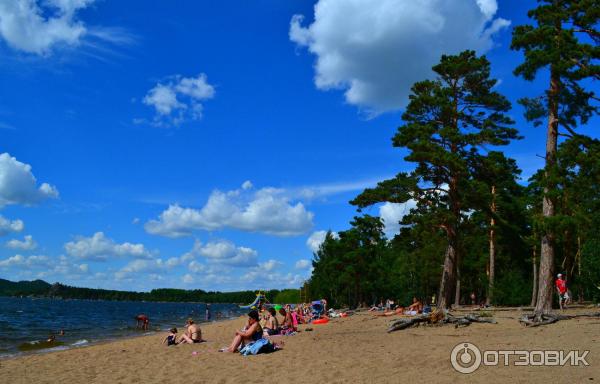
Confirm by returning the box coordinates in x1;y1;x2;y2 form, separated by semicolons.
0;278;285;304
305;1;600;314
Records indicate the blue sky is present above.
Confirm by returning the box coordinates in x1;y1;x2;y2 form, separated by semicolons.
0;0;596;292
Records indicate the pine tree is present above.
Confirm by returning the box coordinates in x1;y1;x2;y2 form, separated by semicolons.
470;152;526;305
352;51;518;309
511;0;599;318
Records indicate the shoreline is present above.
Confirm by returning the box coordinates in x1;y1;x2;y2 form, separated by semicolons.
1;308;598;383
0;315;243;361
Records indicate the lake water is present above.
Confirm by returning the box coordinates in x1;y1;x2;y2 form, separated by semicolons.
0;297;244;358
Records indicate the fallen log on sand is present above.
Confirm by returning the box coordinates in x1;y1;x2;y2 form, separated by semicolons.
519;312;600;327
387;311;497;333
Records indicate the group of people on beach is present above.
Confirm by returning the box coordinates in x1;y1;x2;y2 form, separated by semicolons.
369;297;426;316
219;302;328;352
153;279;574;355
161;302;325;353
162;318;205;346
365;272;573;315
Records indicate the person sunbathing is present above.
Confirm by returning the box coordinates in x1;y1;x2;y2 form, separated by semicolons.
221;310;262;352
279;307;294;334
179;318;205;344
406;297;423;314
369;300;384;312
375;306;405;316
294;306;305;324
263;308;280;336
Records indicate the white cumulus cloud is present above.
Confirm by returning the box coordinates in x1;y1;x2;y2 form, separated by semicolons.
0;215;24;236
182;273;195;284
0;254;51;268
141;73;215;127
114;258;170;280
183;239;258;268
306;230;338;253
145;182;314;237
379;201;415;238
0;153;58;207
295;259;311;270
6;235;37;250
36;255;90;278
64;232;154;261
260;259;283;272
242;269;305;289
290;0;510;114
0;0;131;55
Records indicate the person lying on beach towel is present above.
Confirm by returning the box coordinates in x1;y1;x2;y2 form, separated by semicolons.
220;310;262;352
374;306;405;317
179;318;205;344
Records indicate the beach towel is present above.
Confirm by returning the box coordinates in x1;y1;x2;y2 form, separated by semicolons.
239;338;275;355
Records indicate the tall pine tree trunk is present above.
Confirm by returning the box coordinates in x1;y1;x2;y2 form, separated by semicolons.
454;257;461;307
531;245;538;307
535;68;559;317
440;170;460;310
438;240;457;310
577;236;583;303
487;185;496;306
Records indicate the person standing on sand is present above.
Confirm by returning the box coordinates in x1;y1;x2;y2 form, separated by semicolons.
179;318;205;344
206;304;211;322
555;273;568;310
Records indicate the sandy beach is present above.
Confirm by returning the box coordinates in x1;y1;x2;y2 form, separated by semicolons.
1;308;598;384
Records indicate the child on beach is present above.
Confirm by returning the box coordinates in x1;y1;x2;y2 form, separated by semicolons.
163;328;178;346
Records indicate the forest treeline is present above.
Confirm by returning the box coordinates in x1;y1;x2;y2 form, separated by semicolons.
306;1;599;314
0;278;293;304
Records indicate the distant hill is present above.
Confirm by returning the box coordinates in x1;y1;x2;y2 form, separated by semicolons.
0;278;286;304
0;278;51;296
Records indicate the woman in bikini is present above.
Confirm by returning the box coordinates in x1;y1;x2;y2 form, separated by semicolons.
279;307;294;334
263;307;280;336
221;310;262;352
179;318;205;344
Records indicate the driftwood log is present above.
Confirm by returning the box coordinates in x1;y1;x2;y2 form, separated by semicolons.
387;311;496;333
519;312;600;327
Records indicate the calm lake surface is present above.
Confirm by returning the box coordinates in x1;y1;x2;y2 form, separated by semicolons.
0;296;243;358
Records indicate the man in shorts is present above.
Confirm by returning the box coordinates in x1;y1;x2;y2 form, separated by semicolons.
555;273;568;310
